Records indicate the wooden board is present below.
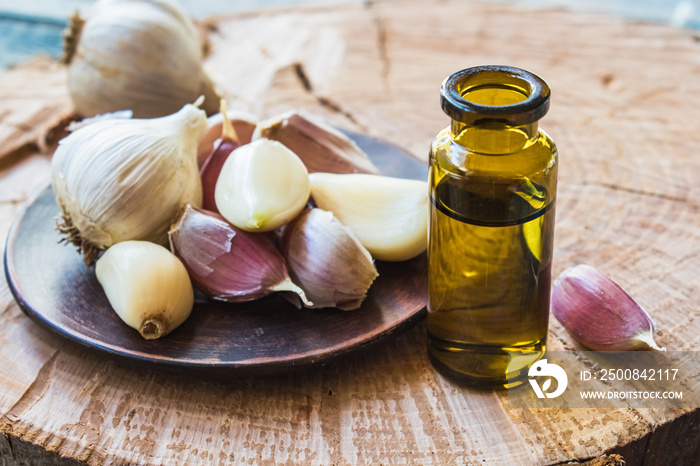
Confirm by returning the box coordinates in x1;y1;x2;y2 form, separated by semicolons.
0;0;699;464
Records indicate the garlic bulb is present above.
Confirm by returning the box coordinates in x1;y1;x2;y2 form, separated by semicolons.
169;205;311;305
309;173;428;261
52;103;206;265
197;110;257;167
552;264;665;351
63;0;220;118
254;111;380;174
96;241;194;339
280;208;378;310
215;138;310;232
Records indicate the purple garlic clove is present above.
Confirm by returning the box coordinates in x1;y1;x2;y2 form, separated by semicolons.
168;205;310;305
280;208;378;310
551;264;665;351
253;111;380;175
197;110;257;168
199;101;241;213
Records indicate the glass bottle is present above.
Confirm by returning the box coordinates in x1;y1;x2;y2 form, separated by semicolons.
427;65;558;389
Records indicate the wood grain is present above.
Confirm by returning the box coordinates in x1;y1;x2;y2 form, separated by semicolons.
0;0;699;464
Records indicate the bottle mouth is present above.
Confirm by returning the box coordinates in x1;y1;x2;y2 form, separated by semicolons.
440;66;550;126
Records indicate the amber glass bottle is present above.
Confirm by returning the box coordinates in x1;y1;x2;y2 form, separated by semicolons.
427;66;557;389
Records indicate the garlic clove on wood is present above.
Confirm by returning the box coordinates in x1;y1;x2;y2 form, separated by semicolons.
95;241;194;340
197;110;258;167
169;205;311;305
309;173;428;262
253;111;380;174
63;0;221;118
551;264;665;351
51;102;206;265
280;208;378;310
215;138;310;232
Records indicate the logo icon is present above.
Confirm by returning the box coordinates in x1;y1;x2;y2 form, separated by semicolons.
528;359;568;399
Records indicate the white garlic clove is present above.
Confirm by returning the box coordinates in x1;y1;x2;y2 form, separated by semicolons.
215;138;310;232
169;205;311;305
309;173;428;262
552;264;665;351
197;110;258;167
280;208;378;310
51;103;206;265
64;0;221;118
95;241;194;340
253;111;380;174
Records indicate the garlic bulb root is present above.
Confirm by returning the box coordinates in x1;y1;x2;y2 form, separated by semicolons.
95;241;194;340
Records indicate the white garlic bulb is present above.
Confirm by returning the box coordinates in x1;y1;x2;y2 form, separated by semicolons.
63;0;220;118
215;138;310;232
96;241;194;339
51;103;207;265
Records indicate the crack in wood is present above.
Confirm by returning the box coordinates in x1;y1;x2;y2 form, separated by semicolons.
293;63;369;132
581;180;689;204
2;350;60;426
365;0;391;89
0;303;14;318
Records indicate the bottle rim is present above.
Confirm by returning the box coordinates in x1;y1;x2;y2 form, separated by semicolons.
440;65;550;126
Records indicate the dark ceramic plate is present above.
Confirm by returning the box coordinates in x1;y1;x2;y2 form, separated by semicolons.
4;133;429;375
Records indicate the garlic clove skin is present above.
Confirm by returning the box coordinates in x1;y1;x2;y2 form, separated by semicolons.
308;173;428;262
280;208;378;310
169;205;311;305
64;0;220;118
215;138;310;232
51;103;206;265
253;111;380;175
201;136;238;213
95;241;194;340
197;110;258;167
200;104;241;213
552;264;665;351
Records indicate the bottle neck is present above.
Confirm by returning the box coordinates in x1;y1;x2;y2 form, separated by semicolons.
450;120;539;155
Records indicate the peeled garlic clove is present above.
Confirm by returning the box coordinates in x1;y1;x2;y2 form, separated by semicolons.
552;264;665;351
253;111;380;174
169;205;311;305
215;138;310;232
309;173;428;262
51;103;206;265
95;241;194;340
197;110;258;167
280;208;378;310
200;103;240;213
64;0;220;118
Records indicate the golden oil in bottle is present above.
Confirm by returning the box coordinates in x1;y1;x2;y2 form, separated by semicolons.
427;66;558;388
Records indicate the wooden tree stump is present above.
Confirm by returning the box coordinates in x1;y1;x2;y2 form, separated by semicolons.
0;1;699;464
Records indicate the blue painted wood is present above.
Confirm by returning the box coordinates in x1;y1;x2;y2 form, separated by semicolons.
0;12;65;70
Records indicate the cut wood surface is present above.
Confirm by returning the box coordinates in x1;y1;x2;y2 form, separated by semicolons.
1;0;700;464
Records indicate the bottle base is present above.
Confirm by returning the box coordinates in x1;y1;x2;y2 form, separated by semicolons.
427;335;546;389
